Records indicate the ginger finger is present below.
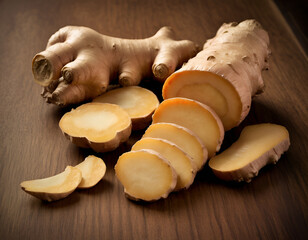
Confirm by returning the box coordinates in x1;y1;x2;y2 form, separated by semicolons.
32;26;199;106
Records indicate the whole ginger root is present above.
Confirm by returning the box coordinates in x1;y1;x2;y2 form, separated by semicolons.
32;26;199;106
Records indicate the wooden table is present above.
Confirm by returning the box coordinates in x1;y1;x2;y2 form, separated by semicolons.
1;0;307;239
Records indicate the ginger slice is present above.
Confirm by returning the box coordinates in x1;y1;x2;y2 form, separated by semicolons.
162;20;270;130
131;137;196;191
152;97;224;158
115;149;177;201
75;155;106;189
20;166;82;202
209;123;290;182
163;71;241;130
93;86;159;130
143;123;208;171
59;102;132;152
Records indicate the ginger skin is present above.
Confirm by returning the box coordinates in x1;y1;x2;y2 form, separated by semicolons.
32;26;199;106
162;20;271;130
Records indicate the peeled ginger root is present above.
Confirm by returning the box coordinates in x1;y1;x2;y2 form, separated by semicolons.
162;20;271;130
59;102;132;152
152;97;224;158
209;123;290;182
75;155;106;189
115;149;177;201
93;86;159;130
20;166;82;202
143;123;208;171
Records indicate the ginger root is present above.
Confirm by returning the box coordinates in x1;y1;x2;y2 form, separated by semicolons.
33;26;199;106
162;19;271;130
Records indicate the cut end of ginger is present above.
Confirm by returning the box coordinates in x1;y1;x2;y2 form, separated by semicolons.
93;86;159;130
163;70;242;130
131;137;196;191
143;123;208;171
209;123;290;182
152;97;224;158
59;102;132;152
115;149;177;201
20;166;82;202
75;155;106;188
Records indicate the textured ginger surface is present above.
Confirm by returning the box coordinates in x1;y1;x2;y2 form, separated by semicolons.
163;19;271;130
32;26;198;106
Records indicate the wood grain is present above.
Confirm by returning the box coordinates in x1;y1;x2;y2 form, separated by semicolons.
0;0;307;239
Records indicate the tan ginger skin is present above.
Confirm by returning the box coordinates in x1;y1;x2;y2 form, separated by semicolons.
32;26;199;106
181;20;270;122
162;20;271;130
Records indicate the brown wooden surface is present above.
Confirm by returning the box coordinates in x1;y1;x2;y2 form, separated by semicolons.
0;0;307;239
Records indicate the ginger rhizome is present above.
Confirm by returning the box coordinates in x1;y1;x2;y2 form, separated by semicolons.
115;20;290;201
163;19;271;130
32;26;199;106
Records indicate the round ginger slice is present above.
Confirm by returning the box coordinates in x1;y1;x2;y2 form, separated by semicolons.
75;155;106;189
131;137;196;191
115;149;177;201
162;71;241;131
152;97;224;158
20;166;82;202
143;123;208;171
93;86;159;130
59;102;132;152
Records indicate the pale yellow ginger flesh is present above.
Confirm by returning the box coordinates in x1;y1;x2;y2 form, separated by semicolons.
162;19;270;130
115;149;177;201
20;166;82;202
32;26;199;106
209;123;290;182
59;102;131;152
143;123;208;171
131;137;196;191
163;71;241;130
93;86;159;130
75;155;106;188
152;97;224;158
